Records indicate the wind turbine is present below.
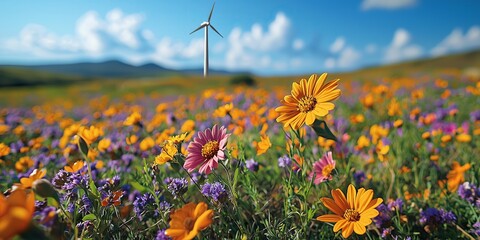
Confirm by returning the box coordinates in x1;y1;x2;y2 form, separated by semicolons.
190;2;223;77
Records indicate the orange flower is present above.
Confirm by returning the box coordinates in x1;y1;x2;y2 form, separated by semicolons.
101;190;123;207
361;94;374;109
375;141;390;162
123;112;142;126
446;161;471;192
15;156;34;172
387;98;401;116
0;143;10;157
155;141;177;165
79;126;102;145
97;138;111;152
126;135;138;145
181;120;196;133
0;189;35;239
275;73;341;129
356;135;370;150
64;161;84;173
255;135;272;156
19;169;46;189
139;137;155;151
165;202;213;240
456;133;471;143
317;184;383;238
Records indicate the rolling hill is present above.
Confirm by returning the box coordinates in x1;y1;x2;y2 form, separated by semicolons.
1;49;480;87
0;60;245;87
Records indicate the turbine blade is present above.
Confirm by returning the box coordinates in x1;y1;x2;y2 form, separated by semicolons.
209;24;223;38
208;2;215;22
190;25;204;35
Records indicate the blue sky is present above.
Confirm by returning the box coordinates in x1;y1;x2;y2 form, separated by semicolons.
0;0;479;75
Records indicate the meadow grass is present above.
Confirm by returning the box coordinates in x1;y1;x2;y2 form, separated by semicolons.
0;69;479;239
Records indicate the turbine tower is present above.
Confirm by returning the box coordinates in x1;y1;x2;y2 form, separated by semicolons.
190;2;223;77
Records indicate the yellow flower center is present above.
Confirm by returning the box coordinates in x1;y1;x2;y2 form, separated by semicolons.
321;164;334;177
201;140;219;159
344;209;361;222
297;96;317;113
184;217;195;231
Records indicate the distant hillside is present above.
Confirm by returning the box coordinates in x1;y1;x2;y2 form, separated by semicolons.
0;60;248;87
0;67;88;87
6;60;175;78
1;49;479;87
335;49;480;81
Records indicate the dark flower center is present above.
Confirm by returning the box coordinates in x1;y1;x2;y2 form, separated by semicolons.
201;140;219;159
184;217;195;231
344;208;361;222
297;96;317;113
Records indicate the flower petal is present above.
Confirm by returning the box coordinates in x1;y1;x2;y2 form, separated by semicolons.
347;184;357;209
353;222;366;235
305;112;316;125
333;219;348;232
194;209;214;231
316;214;342;223
365;198;383;210
342;222;354;238
321;197;345;216
331;189;349;211
358;190;374;213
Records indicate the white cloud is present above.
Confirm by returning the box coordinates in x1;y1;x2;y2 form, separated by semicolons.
384;28;422;63
338;47;361;68
4;9;153;57
151;38;204;66
361;0;416;10
431;26;480;56
324;38;361;69
224;12;296;70
330;37;345;53
324;58;335;69
293;39;304;51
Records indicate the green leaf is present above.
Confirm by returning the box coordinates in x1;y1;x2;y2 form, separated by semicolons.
82;213;97;221
311;119;338;141
89;180;99;197
232;167;240;197
131;181;146;192
77;135;89;156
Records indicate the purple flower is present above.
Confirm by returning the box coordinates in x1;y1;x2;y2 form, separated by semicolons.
133;193;160;221
164;177;188;199
353;171;366;185
387;198;404;212
470;110;480;122
278;155;291;168
473;222;480;236
98;175;121;192
245;158;259;172
419;208;456;226
201;182;228;202
38;206;57;227
77;220;94;232
156;229;171;240
79;195;93;214
374;204;392;228
458;182;480;207
35;200;48;213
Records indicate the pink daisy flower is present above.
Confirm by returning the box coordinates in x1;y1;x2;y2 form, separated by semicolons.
310;151;336;185
184;125;230;174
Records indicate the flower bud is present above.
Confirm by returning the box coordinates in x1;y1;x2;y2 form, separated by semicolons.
33;179;60;203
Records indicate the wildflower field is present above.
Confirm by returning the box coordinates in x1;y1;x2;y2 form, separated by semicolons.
0;70;479;240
